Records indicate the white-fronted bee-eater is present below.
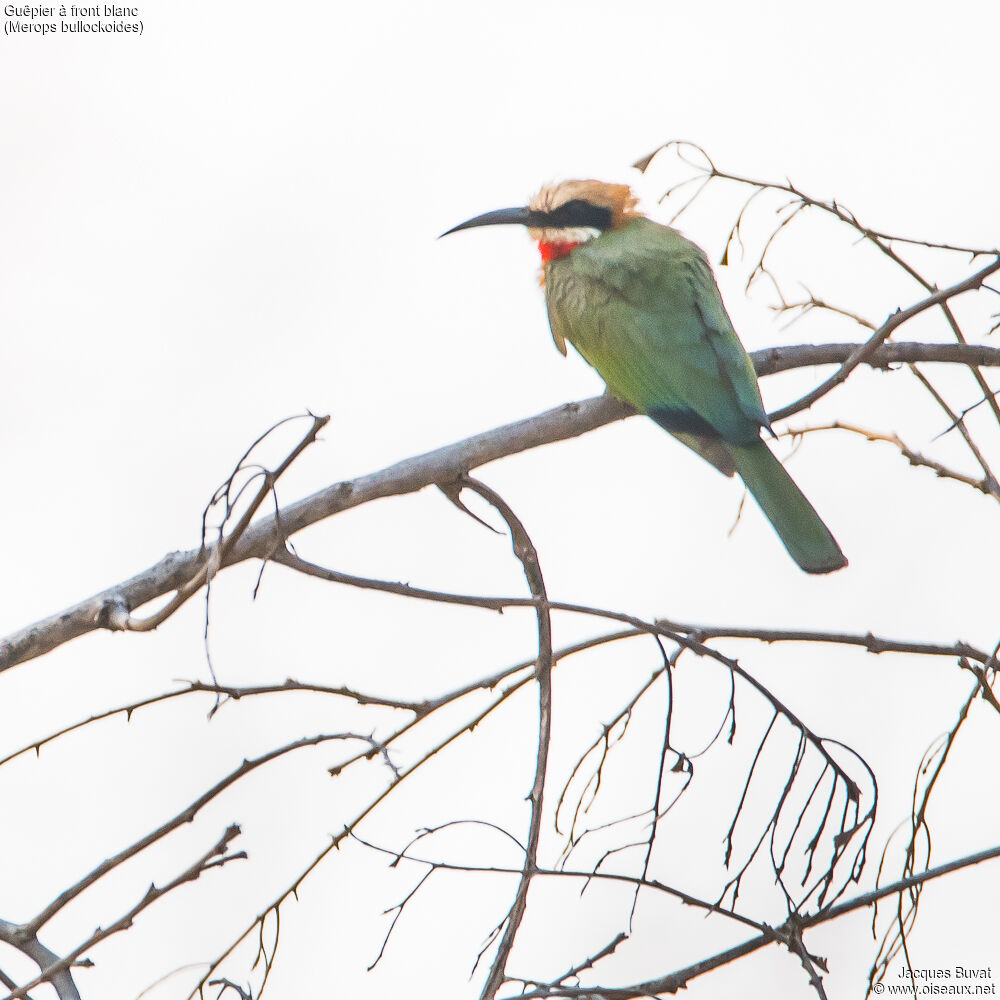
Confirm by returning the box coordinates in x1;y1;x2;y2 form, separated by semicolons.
442;179;847;574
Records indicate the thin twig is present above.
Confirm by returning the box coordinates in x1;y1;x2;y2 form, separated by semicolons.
908;365;1000;496
782;422;994;496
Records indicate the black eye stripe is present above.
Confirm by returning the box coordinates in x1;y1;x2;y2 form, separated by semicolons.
545;199;613;231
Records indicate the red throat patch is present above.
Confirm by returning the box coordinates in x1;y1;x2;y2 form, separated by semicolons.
537;240;580;264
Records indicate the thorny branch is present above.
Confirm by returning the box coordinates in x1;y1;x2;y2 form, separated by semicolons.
452;479;554;1000
3;340;1000;673
0;919;83;1000
2;826;245;1000
505;843;1000;1000
356;835;773;933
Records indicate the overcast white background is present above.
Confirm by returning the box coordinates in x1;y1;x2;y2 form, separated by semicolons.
2;1;999;997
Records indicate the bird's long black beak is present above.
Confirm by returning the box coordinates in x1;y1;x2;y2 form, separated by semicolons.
439;206;544;238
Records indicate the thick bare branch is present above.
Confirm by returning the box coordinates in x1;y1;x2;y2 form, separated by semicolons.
3;341;1000;674
0;919;82;1000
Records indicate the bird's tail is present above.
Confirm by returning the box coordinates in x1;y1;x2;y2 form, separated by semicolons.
730;440;847;574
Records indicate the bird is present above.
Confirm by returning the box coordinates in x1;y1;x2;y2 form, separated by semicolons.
441;179;847;574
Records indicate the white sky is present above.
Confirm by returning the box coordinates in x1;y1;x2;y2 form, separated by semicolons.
1;1;999;997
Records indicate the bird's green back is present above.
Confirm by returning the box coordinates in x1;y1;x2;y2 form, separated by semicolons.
544;217;767;447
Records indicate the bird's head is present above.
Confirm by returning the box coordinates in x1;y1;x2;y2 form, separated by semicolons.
441;179;639;264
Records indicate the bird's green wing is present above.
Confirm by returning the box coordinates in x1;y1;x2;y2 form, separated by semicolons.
550;217;768;446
